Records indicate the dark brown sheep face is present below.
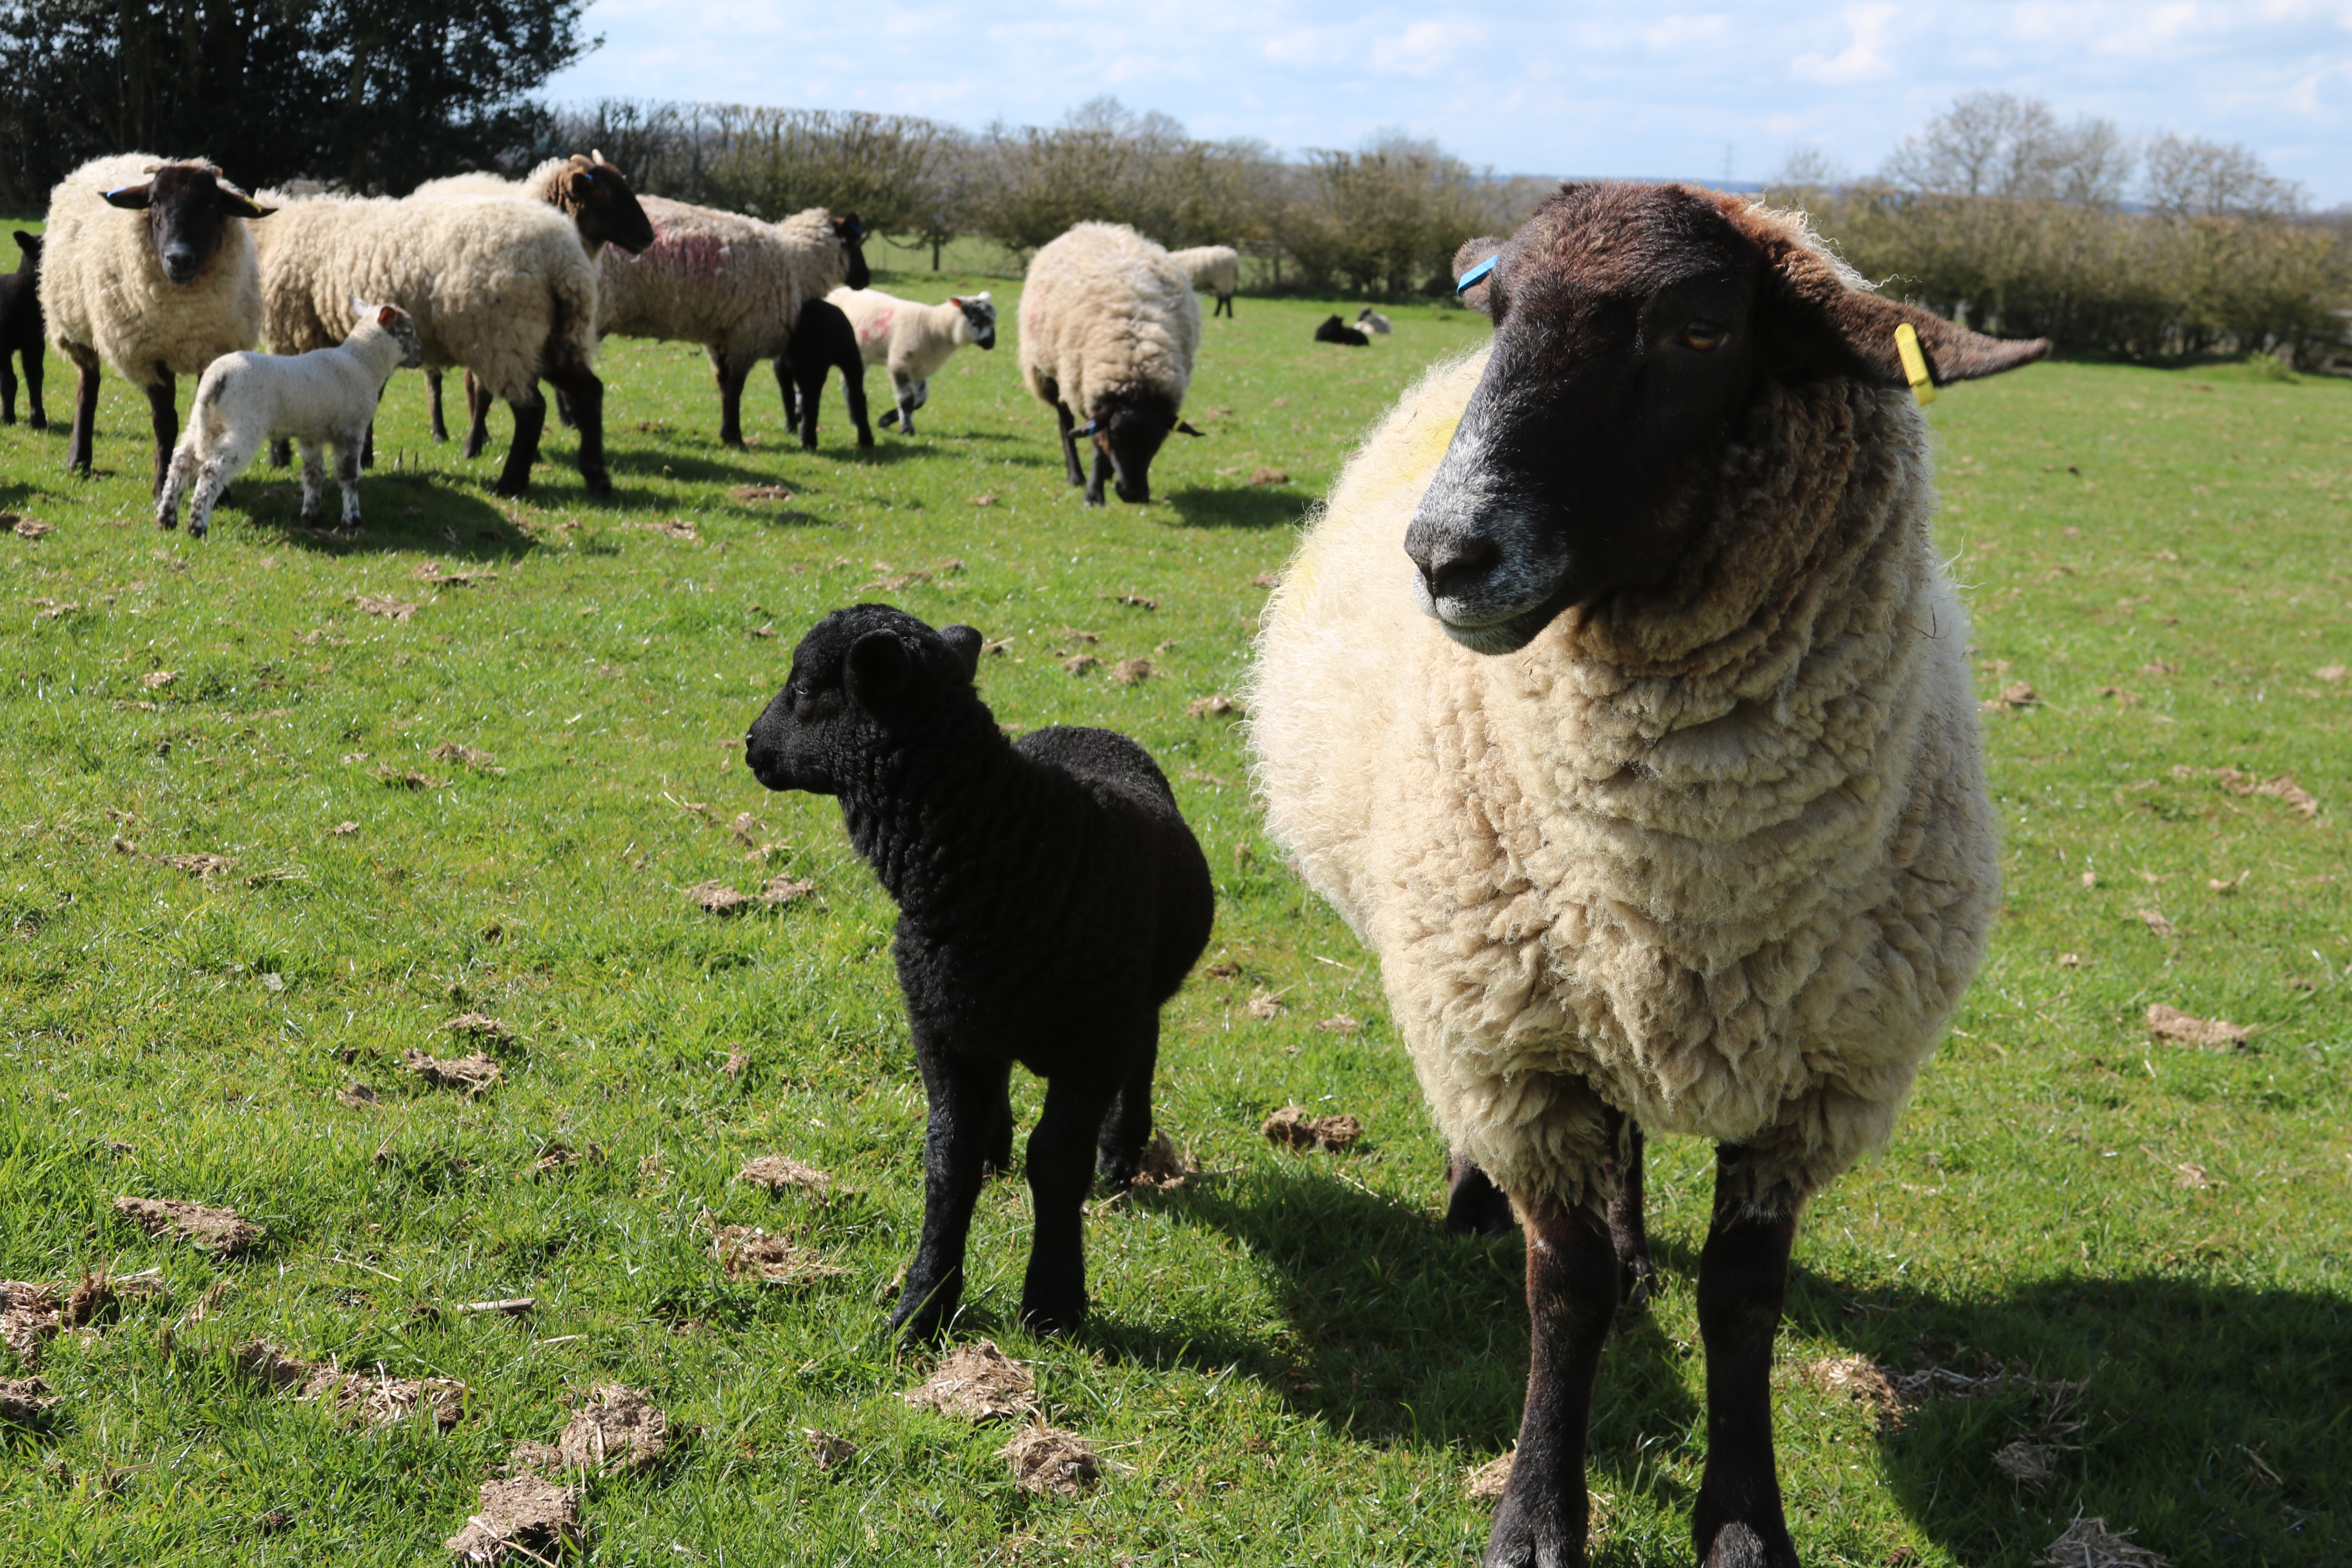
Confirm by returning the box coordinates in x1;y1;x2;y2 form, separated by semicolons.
833;214;872;290
1405;181;2049;654
561;155;655;256
746;604;982;797
101;164;272;286
1086;393;1205;505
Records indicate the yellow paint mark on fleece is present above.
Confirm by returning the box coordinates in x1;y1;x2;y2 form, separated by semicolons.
1282;405;1462;603
1894;322;1935;405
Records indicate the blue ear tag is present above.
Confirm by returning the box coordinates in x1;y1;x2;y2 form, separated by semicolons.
1455;252;1500;294
1073;419;1097;437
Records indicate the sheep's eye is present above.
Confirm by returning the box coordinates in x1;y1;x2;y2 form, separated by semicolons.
1679;321;1729;352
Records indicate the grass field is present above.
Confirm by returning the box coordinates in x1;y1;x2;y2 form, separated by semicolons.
1;231;2347;1567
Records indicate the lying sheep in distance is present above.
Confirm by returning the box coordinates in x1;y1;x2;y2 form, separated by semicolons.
157;297;424;537
1252;181;2047;1568
1355;306;1392;335
828;286;994;435
1019;222;1204;506
0;232;44;428
595;201;870;446
745;605;1214;1338
1167;244;1240;317
39;155;272;489
1313;314;1369;347
776;296;874;451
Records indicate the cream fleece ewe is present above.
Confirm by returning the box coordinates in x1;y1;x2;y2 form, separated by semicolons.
1018;222;1202;506
40;154;272;488
1251;181;2047;1568
1167;244;1240;317
595;201;870;446
254;191;608;496
827;285;995;435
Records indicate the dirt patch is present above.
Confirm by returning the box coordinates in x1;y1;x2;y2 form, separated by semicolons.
375;766;448;790
761;875;817;907
806;1429;855;1472
1186;693;1247;719
1245;987;1287;1020
114;1196;261;1254
337;1083;381;1109
442;1013;515;1048
403;1051;503;1094
1063;653;1100;676
2216;767;2318;818
737;1155;837;1196
356;595;419;622
2144;1004;2252;1049
1982;681;2038;713
1804;1354;2083;1434
445;1474;581;1564
1315;1014;1360;1035
530;1142;601;1176
646;518;700;541
1261;1105;1364;1152
62;1272;116;1329
900;1341;1040;1423
1129;1132;1198;1191
500;1440;563;1476
142;670;176;690
161;852;239;879
712;1227;845;1286
731;485;793;503
1247;466;1290;487
428;744;504;775
9;515;55;539
0;1281;60;1368
555;1385;669;1475
0;1376;58;1425
2044;1516;2172;1567
684;879;749;915
240;1343;468;1431
1466;1449;1514;1501
1000;1423;1101;1496
1111;658;1154;687
1995;1438;2058;1486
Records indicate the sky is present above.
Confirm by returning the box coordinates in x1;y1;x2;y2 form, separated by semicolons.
542;1;2352;206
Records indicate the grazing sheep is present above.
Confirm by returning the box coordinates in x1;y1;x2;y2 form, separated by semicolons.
775;296;875;451
1313;314;1369;347
745;605;1214;1338
828;286;995;435
1167;244;1240;317
1018;222;1204;506
254;191;609;497
1356;306;1392;335
38;155;272;490
1250;181;2047;1568
0;232;43;428
156;298;425;537
409;154;655;445
591;201;870;447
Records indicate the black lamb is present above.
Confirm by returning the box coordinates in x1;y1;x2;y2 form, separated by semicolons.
0;232;45;428
775;296;874;452
744;605;1215;1339
1314;313;1370;347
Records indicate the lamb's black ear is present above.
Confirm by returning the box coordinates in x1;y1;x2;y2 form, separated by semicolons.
1174;420;1205;437
1762;237;2047;387
844;629;912;708
102;182;155;211
938;624;984;680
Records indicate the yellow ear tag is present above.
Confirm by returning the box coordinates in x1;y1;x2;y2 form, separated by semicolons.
1894;322;1936;406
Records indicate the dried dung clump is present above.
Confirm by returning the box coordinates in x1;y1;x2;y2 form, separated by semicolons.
445;1474;581;1565
1805;1354;2074;1432
1;1281;61;1367
760;875;816;907
342;1374;468;1430
1129;1132;1198;1191
900;1341;1040;1423
731;485;793;503
1001;1423;1101;1496
356;595;419;623
2044;1516;2172;1568
712;1227;845;1285
530;1142;600;1176
2215;767;2318;818
1245;988;1286;1020
337;1083;381;1109
443;1013;515;1047
2144;1004;2252;1049
684;879;749;915
62;1272;117;1328
501;1441;563;1476
113;1195;261;1254
10;515;56;539
0;1376;59;1425
1994;1439;2059;1486
1247;467;1289;487
646;518;700;541
1466;1449;1514;1501
428;743;503;774
1063;653;1099;676
1261;1105;1364;1151
403;1050;503;1094
1316;1014;1360;1035
1111;657;1154;687
558;1385;669;1475
806;1429;855;1471
1186;693;1246;719
737;1155;837;1196
162;852;239;878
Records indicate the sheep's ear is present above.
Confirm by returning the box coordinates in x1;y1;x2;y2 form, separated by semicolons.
1452;234;1505;316
938;624;984;680
844;630;912;708
347;292;363;318
102;183;155;211
14;230;35;251
1762;241;2048;388
377;306;399;328
1175;420;1205;437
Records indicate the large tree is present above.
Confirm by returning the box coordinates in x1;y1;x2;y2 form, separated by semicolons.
0;0;595;204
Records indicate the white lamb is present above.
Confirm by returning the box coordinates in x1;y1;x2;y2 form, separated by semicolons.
1018;222;1203;507
826;286;995;435
1167;244;1240;317
1251;183;2047;1568
156;298;425;537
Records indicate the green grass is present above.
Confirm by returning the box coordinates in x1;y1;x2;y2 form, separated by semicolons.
1;270;2346;1568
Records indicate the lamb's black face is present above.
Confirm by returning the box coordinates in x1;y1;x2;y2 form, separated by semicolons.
102;164;272;286
957;294;997;350
745;604;984;795
12;232;38;277
834;214;873;291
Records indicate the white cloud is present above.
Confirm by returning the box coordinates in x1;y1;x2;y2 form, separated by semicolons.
1790;3;1897;83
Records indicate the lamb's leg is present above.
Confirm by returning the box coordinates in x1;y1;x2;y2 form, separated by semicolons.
1690;1144;1802;1568
183;454;239;539
1054;403;1084;487
427;369;448;443
2;352;16;423
297;441;327;527
62;342;99;475
1094;1020;1158;1191
332;434;363;531
713;349;749;448
892;1044;1013;1341
891;370;916;436
359;420;374;470
1445;1153;1517;1238
791;365;823;450
269;437;291;468
22;347;43;430
143;371;177;498
155;432;201;531
1605;1117;1655;1308
980;1078;1014;1177
774;357;801;434
547;364;610;495
840;358;873;450
463;372;492;459
1020;1066;1122;1333
1485;1194;1618;1568
492;390;545;498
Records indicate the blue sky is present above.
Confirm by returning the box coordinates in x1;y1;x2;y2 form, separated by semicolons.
544;2;2352;206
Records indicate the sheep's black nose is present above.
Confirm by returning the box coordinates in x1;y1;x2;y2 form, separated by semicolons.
1414;535;1502;599
161;246;196;280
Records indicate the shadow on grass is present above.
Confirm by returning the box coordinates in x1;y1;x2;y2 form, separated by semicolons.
1159;485;1309;530
218;475;535;561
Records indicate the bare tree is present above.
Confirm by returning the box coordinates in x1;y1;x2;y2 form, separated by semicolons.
2142;133;2303;218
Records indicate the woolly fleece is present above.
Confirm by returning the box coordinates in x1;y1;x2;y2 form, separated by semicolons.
598;202;852;368
1167;245;1239;299
253;193;597;405
39;154;264;388
1250;346;1998;1214
828;286;988;385
1018;223;1199;420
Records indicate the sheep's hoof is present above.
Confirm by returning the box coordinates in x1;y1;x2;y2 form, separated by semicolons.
155;514;176;532
1699;1521;1795;1568
582;469;612;498
1018;1292;1084;1337
1483;1489;1590;1568
492;475;530;499
28;414;44;431
887;1285;957;1343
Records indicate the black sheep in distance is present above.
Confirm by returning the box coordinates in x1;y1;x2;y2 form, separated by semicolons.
744;605;1214;1338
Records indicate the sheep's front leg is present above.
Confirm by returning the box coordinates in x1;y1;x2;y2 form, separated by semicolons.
711;348;750;448
1054;402;1085;488
297;441;328;526
426;368;448;443
893;1040;1011;1341
1020;1065;1122;1334
463;372;493;459
1085;443;1113;508
183;443;250;540
493;390;546;498
143;372;178;498
332;434;364;531
1486;1194;1617;1568
62;342;99;475
1691;1145;1801;1568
